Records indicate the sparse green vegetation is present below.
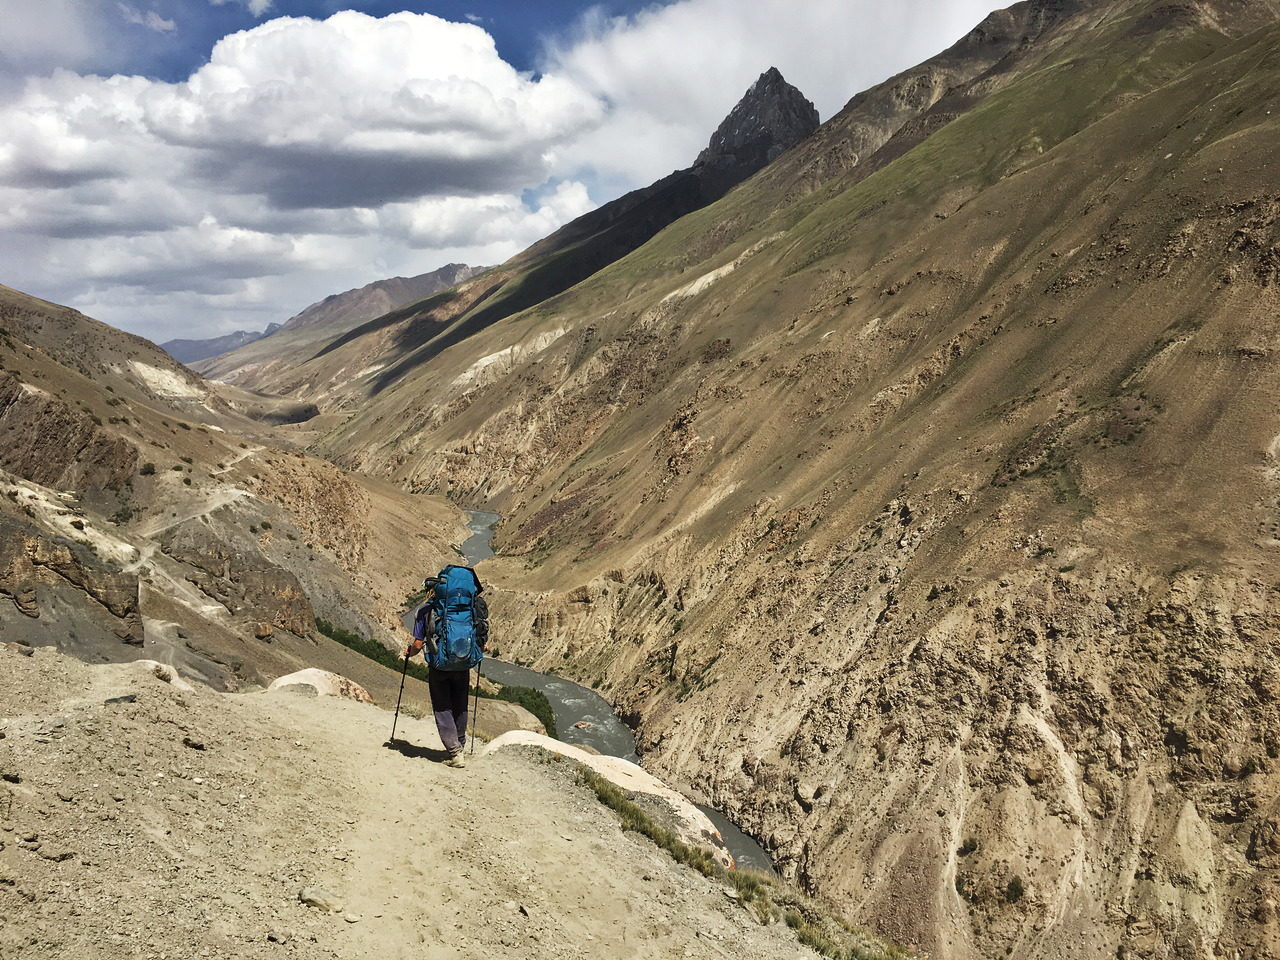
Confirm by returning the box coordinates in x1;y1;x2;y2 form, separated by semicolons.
479;682;556;738
139;462;156;476
1005;876;1025;904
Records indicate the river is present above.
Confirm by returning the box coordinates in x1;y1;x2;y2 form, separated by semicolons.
435;509;774;873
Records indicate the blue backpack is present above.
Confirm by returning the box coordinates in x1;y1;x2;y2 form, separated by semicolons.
426;565;484;672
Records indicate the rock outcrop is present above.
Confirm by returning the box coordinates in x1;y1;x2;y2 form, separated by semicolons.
159;521;315;638
268;668;374;703
0;514;143;647
0;372;138;494
694;66;819;195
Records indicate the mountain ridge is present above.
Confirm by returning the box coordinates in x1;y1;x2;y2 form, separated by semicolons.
162;323;281;365
198;68;820;402
193;262;482;385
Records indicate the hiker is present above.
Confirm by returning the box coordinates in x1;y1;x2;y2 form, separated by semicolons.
404;566;488;768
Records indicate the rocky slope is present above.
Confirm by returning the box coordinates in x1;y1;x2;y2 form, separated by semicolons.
244;2;1280;957
162;324;281;365
194;263;481;388
0;284;463;697
0;645;840;959
207;69;819;408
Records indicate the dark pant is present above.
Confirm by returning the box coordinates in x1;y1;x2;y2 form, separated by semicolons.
428;668;470;756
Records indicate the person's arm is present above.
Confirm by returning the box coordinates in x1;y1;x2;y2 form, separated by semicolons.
404;603;434;658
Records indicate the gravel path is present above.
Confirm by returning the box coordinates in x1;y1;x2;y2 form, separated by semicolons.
0;646;815;959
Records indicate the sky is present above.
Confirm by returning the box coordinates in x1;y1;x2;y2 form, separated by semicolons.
0;0;1000;342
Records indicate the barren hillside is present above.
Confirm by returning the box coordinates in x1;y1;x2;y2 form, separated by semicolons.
193;263;482;388
0;284;463;694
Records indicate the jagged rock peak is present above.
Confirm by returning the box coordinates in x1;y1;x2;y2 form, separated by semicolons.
695;67;820;172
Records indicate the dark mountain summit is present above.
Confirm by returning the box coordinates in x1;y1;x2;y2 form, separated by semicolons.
695;67;820;194
523;66;818;271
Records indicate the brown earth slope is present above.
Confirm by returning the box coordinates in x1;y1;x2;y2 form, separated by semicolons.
247;2;1280;958
0;284;464;693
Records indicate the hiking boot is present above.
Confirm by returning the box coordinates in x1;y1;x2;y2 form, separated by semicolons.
445;754;467;769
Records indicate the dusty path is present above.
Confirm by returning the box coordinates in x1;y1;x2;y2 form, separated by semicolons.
0;648;815;959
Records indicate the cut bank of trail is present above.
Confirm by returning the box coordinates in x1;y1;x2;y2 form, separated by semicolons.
0;647;821;959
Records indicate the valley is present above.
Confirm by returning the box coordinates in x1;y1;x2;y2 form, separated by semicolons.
2;0;1279;958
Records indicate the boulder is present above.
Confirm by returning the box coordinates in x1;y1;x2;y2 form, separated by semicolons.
472;699;545;741
132;659;197;692
268;669;373;704
298;886;344;913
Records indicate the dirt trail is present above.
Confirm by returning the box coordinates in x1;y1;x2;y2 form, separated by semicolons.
0;648;814;959
133;485;250;539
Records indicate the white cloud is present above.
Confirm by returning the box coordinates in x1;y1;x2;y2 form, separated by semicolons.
118;4;176;33
0;3;1006;343
210;0;274;17
0;0;99;80
0;11;606;339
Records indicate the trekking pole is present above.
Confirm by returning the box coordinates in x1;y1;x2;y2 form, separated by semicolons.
388;648;410;744
470;662;482;755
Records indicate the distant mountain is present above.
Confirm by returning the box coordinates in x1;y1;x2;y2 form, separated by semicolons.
194;263;482;384
162;323;281;364
216;68;820;401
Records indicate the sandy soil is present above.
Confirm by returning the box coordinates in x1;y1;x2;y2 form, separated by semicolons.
0;646;815;960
